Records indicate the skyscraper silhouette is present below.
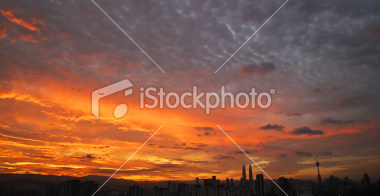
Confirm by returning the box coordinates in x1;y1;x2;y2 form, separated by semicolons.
249;164;254;192
249;165;253;184
256;174;264;196
242;164;246;187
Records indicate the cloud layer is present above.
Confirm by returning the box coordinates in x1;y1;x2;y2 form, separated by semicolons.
0;0;380;181
290;127;325;136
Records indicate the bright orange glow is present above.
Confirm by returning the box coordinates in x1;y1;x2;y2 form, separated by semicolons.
1;9;43;33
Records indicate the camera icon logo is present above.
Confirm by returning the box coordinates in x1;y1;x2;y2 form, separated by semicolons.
92;79;133;119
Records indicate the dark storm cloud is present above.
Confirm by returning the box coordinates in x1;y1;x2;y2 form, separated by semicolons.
320;117;370;125
258;124;284;131
290;127;325;136
240;61;276;76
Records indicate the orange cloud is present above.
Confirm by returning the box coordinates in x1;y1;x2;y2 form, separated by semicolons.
0;9;44;34
0;24;7;39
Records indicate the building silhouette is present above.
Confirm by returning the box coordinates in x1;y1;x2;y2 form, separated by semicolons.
56;180;98;196
2;162;380;196
316;160;322;186
241;164;246;188
361;173;371;189
248;164;254;194
248;165;253;186
154;187;167;196
256;174;264;196
193;183;202;196
129;185;144;196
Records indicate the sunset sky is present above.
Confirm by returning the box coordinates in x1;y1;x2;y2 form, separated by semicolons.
1;0;380;182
